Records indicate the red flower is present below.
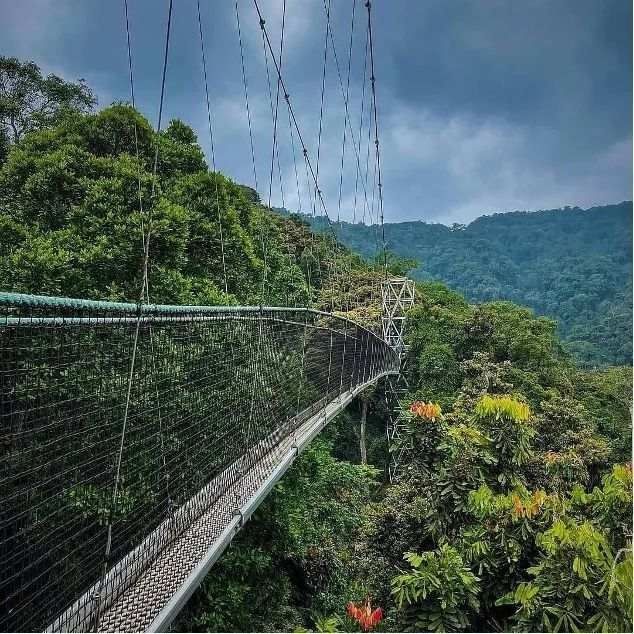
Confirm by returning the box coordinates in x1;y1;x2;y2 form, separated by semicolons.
347;599;383;631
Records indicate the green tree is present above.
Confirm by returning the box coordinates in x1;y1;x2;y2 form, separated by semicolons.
0;56;95;143
391;546;480;632
498;520;632;632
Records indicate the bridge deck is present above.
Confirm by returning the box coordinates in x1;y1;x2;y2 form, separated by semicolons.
1;294;398;632
49;374;391;632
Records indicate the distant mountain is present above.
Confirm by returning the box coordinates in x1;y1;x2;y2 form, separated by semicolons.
278;202;633;367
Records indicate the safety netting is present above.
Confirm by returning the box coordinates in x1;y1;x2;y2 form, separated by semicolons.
0;292;397;632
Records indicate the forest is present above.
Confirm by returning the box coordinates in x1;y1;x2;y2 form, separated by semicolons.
0;58;632;633
283;203;633;368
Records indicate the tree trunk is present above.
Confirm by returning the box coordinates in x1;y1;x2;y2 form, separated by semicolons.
359;398;368;464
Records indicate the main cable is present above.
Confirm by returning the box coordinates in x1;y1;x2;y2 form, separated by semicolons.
261;11;284;211
235;0;268;305
352;25;369;225
253;0;346;316
335;0;357;316
252;0;338;239
143;0;173;295
260;0;299;307
337;0;357;224
123;0;146;266
320;0;371;223
314;0;339;313
313;0;330;220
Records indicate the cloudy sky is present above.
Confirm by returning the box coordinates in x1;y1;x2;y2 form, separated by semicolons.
1;0;631;224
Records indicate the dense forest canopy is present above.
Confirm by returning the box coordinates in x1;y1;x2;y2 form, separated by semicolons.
0;59;631;633
282;203;633;367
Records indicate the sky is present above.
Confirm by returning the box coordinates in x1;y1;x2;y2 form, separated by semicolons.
1;0;632;225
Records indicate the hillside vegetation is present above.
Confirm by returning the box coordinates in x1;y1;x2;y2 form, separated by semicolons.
0;60;631;633
178;280;632;633
288;203;633;367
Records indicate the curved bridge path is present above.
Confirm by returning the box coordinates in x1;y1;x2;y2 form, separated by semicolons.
0;292;398;632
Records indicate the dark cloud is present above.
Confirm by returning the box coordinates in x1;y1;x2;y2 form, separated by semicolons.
1;0;631;223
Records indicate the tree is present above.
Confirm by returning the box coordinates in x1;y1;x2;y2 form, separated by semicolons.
498;519;633;632
0;56;95;144
0;128;8;165
374;249;418;277
298;201;633;367
391;546;480;632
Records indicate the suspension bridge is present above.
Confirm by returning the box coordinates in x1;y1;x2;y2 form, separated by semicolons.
0;0;412;631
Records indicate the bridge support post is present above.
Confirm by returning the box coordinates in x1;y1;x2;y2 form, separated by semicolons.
381;277;415;482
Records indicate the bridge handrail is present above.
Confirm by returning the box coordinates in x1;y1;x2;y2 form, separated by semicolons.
0;291;387;344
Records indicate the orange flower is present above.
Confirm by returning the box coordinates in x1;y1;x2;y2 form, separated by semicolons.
347;599;383;632
409;401;441;421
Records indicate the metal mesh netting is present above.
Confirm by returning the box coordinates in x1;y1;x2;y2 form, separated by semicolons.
0;292;397;632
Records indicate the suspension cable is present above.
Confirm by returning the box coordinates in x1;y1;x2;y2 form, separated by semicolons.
313;0;330;220
96;2;174;629
337;0;357;224
320;0;371;222
352;27;369;224
273;2;288;213
321;0;384;313
260;12;282;211
142;0;173;296
269;0;301;307
316;0;333;309
259;0;299;307
235;0;259;194
252;0;338;237
366;0;387;276
337;0;357;316
197;0;229;295
235;0;269;305
287;88;303;213
124;0;172;523
123;0;146;263
253;0;347;317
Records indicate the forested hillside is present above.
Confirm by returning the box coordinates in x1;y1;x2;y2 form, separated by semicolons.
1;60;631;633
178;282;633;633
287;204;633;367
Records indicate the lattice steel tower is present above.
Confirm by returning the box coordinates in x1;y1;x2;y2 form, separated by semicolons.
381;277;415;481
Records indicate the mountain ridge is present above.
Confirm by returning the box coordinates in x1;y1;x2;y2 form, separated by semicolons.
277;202;633;367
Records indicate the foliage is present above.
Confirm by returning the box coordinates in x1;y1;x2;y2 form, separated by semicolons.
571;464;633;551
346;599;384;632
474;395;531;422
572;366;633;462
373;249;418;277
0;56;95;145
291;203;633;366
408;401;441;420
0;103;367;307
391;546;480;631
352;275;631;632
498;520;632;633
474;395;534;486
